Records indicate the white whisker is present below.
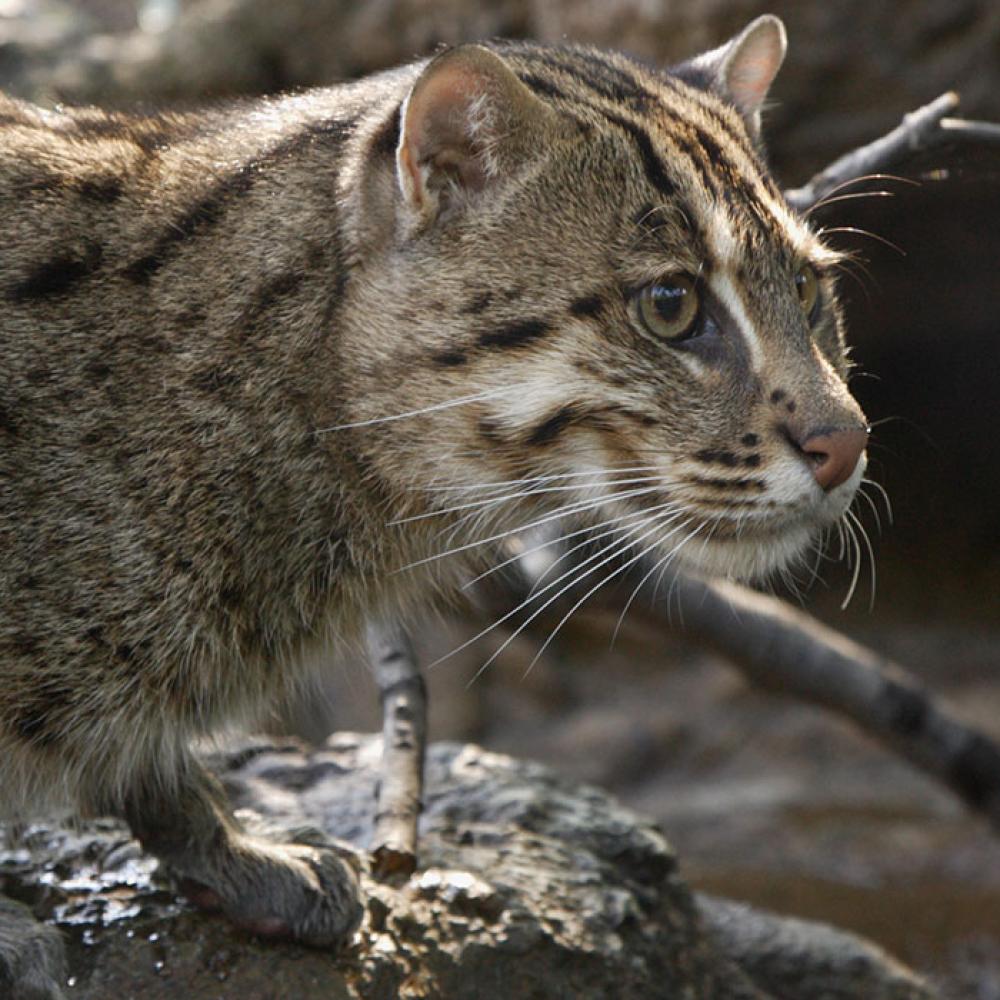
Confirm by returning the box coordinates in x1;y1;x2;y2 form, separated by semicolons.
463;499;682;590
861;477;893;525
840;514;863;610
855;485;884;534
527;517;699;675
846;507;877;611
435;512;675;678
413;464;661;494
610;519;702;644
389;474;665;526
316;386;518;433
393;483;667;574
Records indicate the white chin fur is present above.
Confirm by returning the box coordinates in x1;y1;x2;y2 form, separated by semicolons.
670;524;816;583
675;462;865;583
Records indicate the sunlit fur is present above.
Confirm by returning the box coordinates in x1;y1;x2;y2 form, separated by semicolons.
0;23;868;826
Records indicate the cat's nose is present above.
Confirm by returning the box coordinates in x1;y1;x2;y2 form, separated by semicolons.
797;427;869;491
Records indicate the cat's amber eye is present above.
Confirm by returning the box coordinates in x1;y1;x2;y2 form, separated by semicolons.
636;275;700;342
795;264;819;320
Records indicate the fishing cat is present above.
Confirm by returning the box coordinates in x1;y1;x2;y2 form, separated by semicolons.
0;14;868;996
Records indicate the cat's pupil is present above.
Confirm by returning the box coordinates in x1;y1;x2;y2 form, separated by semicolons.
653;283;688;322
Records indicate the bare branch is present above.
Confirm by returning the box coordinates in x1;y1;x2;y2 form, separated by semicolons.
366;620;427;879
657;571;1000;831
485;551;1000;833
782;91;1000;212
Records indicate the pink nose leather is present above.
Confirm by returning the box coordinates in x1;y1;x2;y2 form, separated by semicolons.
799;428;869;491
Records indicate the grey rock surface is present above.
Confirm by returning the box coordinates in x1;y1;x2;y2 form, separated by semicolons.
2;735;934;999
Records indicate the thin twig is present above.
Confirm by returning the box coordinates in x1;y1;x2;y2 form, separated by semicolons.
785;91;964;212
366;620;427;880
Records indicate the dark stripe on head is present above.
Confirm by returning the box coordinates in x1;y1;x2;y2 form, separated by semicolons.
370;103;401;158
660;73;760;152
672;133;718;197
513;45;654;113
77;174;125;203
9;242;103;302
123;115;358;284
600;111;675;200
478;318;551;350
518;72;569;102
569;294;605;318
61;110;204;154
526;405;577;446
433;350;468;367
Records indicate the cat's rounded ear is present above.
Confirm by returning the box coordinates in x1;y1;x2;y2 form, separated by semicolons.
675;15;787;138
397;45;556;224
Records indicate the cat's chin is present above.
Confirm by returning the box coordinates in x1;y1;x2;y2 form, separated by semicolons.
667;522;818;583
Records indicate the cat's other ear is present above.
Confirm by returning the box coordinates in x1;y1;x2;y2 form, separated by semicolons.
674;15;787;139
397;45;556;225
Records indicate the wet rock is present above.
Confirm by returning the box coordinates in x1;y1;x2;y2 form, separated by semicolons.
1;735;936;999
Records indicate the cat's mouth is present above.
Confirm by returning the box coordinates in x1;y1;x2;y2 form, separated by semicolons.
632;483;862;583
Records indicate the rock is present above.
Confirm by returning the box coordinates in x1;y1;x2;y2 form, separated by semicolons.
2;735;935;999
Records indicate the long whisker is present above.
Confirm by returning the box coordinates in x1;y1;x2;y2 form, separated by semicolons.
610;519;704;644
436;513;672;676
804;172;919;206
821;226;906;256
526;506;687;596
413;464;660;494
840;514;863;610
316;386;518;433
393;483;668;573
389;474;666;526
846;507;877;611
528;518;700;675
462;499;681;590
861;477;894;525
803;189;895;218
855;485;884;534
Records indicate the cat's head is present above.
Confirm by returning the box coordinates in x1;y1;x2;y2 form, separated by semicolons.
343;15;868;584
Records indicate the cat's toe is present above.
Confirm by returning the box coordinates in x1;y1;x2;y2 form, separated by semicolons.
178;837;365;948
270;842;365;948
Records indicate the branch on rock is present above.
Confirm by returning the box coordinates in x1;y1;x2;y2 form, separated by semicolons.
784;91;1000;213
489;552;1000;834
656;571;1000;832
366;620;426;880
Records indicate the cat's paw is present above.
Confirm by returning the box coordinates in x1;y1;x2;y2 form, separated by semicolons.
0;897;67;1000
179;836;364;949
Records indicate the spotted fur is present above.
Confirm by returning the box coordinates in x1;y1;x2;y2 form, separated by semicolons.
0;15;868;957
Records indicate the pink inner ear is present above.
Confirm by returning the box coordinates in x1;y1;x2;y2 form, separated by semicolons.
400;61;493;207
723;20;785;116
729;55;777;108
407;60;496;164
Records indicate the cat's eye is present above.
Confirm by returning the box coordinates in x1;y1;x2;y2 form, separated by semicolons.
795;264;819;321
636;275;700;342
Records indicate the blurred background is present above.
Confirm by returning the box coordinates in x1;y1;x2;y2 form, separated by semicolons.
3;1;998;996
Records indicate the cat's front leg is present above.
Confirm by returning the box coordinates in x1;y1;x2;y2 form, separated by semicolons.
113;756;364;947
